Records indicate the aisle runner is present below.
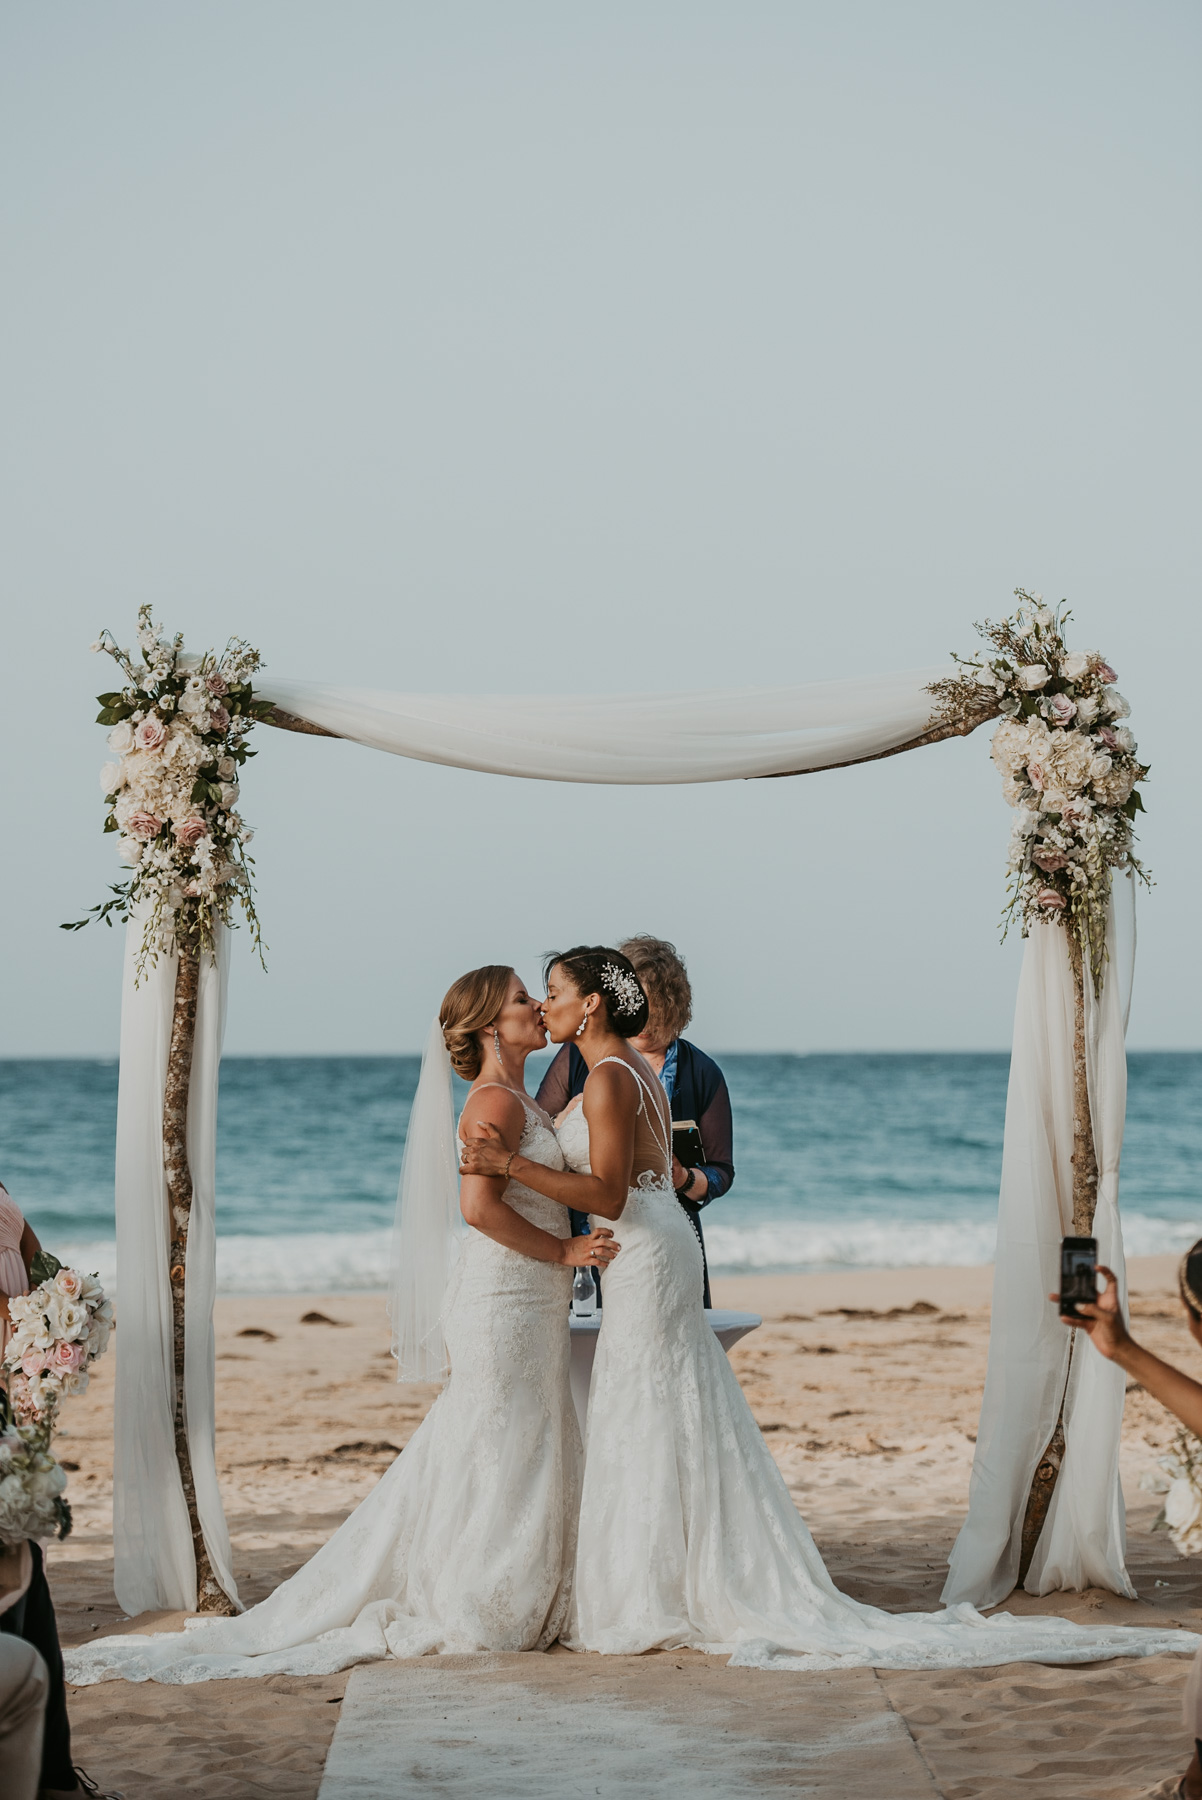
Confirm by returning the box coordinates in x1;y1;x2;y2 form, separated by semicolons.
316;1653;937;1799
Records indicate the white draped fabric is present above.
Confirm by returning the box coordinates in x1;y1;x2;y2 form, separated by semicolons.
943;877;1135;1607
110;667;1133;1616
112;923;240;1617
255;668;953;783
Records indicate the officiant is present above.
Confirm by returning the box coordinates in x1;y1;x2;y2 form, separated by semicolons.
536;935;735;1306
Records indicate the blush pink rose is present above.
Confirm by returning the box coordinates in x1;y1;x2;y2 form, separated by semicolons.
51;1340;86;1371
53;1269;83;1298
208;704;230;733
1036;888;1067;910
126;811;163;841
206;672;229;696
1027;762;1046;790
1097;661;1117;684
1096;726;1119;750
1032;848;1070;872
134;714;168;751
20;1350;49;1377
174;816;208;848
1047;693;1076;725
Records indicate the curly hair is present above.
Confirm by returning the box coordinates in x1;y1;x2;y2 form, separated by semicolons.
439;965;514;1080
543;945;649;1039
615;935;692;1041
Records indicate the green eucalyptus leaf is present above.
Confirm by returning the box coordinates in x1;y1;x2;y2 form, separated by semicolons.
30;1249;62;1283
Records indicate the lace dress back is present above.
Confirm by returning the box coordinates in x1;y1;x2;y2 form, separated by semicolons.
558;1064;1198;1672
66;1091;581;1685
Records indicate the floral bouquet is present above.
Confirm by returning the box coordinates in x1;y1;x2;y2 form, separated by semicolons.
63;603;270;978
0;1418;70;1546
3;1253;114;1427
930;591;1148;991
1141;1429;1202;1557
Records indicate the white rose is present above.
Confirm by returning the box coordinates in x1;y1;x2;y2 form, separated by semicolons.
99;762;123;794
217;756;236;779
1103;687;1131;719
1016;808;1040;835
1165;1477;1202;1543
178;687;209;716
117;836;143;866
55;1300;88;1341
1019;665;1049;691
1075;694;1099;726
1061;651;1093;681
218;782;240;808
107;720;135;754
1114;725;1135;753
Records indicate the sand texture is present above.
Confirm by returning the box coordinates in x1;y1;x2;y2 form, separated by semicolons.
46;1257;1202;1797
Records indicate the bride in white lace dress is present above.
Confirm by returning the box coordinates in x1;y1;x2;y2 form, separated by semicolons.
66;966;617;1686
463;947;1198;1673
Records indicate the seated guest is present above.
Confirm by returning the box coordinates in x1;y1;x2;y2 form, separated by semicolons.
536;935;734;1305
0;1182;123;1800
1063;1242;1202;1800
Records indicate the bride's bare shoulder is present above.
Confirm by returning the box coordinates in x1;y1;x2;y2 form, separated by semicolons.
459;1082;527;1142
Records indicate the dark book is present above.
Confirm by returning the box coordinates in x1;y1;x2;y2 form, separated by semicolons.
672;1120;706;1168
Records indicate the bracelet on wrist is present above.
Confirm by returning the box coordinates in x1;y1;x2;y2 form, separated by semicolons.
675;1167;693;1197
503;1152;516;1180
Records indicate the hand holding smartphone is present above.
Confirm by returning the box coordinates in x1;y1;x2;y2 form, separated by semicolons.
1058;1236;1098;1319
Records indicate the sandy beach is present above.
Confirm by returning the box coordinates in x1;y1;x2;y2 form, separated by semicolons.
47;1257;1202;1798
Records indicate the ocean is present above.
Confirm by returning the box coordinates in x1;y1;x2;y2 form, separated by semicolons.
2;1053;1200;1294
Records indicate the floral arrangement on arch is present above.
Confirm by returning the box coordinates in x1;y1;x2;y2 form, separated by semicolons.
1141;1429;1202;1558
64;604;271;976
0;1253;114;1545
930;590;1148;990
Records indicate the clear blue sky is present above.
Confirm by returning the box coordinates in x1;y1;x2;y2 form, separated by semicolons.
2;2;1198;1054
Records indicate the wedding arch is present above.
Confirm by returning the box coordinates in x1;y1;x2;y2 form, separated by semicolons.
71;596;1147;1619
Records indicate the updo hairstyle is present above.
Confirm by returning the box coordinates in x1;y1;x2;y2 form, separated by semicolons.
616;935;692;1041
543;945;650;1039
440;964;514;1080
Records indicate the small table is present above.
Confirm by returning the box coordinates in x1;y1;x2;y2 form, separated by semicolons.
567;1308;762;1438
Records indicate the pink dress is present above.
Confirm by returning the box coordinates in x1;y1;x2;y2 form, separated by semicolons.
0;1187;29;1361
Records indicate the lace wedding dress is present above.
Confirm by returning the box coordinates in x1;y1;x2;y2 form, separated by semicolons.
560;1058;1198;1671
66;1097;581;1685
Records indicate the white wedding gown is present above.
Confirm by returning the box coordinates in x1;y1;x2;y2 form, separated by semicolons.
561;1057;1198;1671
65;1096;581;1685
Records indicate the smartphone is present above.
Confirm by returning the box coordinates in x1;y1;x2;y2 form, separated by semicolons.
1059;1236;1098;1319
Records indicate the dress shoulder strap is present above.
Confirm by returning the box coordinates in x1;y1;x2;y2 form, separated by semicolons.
458;1083;549;1139
587;1057;671;1162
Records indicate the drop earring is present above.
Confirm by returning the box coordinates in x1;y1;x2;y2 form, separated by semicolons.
493;1028;505;1072
575;1014;588;1038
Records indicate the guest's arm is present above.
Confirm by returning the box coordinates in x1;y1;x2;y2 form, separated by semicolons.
1062;1264;1202;1439
534;1046;573;1119
19;1221;40;1282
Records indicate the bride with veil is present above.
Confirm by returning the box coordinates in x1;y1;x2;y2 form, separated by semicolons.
65;966;616;1684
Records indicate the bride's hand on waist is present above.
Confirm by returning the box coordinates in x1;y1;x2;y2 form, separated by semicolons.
459;1119;515;1178
560;1228;619;1269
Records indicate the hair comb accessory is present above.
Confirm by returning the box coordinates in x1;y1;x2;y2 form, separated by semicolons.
600;961;643;1018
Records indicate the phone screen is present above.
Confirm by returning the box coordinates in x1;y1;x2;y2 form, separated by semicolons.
1059;1236;1098;1318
